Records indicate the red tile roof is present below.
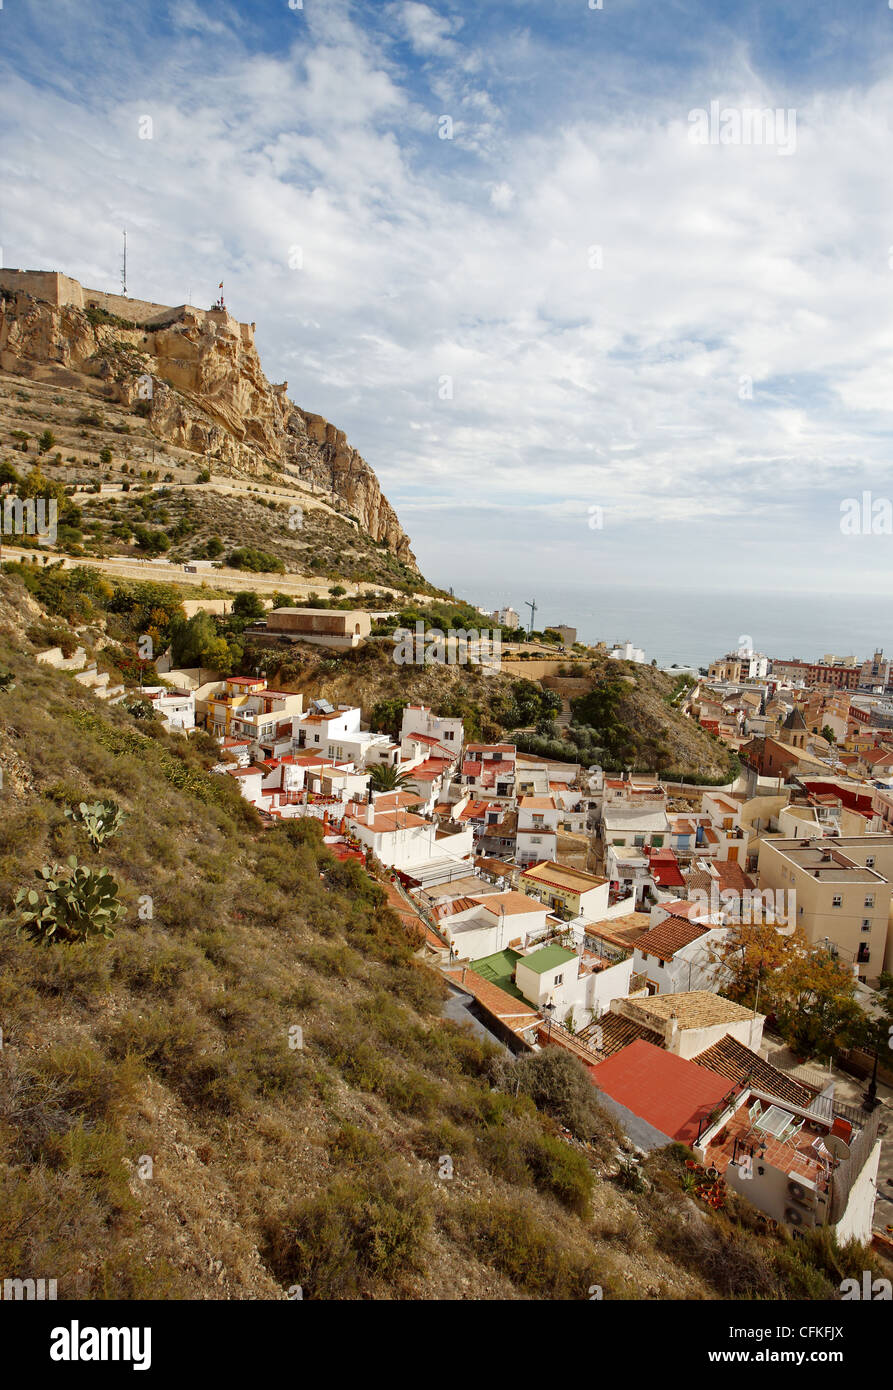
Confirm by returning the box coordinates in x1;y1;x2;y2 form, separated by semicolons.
408;757;452;779
649;847;685;888
591;1040;732;1144
712;861;755;894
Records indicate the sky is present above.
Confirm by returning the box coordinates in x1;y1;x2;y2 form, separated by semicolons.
4;0;893;615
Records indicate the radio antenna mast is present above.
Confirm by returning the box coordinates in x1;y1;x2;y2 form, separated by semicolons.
121;229;127;297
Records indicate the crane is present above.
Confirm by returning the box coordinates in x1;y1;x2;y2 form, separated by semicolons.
525;599;537;636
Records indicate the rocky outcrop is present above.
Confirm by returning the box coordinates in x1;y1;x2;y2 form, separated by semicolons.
0;285;417;568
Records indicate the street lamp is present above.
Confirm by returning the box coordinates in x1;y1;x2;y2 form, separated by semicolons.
545;1000;555;1040
862;1017;883;1113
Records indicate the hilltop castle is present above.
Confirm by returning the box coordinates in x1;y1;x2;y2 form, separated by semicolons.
0;268;256;347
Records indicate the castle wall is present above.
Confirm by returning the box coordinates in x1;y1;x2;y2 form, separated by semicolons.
0;268;254;342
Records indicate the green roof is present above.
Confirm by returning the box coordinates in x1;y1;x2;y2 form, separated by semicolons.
469;948;524;999
519;944;577;975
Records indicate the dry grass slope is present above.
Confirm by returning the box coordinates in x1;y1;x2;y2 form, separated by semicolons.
0;573;876;1300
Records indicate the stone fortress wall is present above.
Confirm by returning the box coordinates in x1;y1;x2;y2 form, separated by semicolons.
0;269;255;345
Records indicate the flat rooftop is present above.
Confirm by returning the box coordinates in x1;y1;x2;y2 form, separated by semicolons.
764;841;885;882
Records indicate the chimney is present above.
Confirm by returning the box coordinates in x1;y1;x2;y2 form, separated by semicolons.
366;800;375;826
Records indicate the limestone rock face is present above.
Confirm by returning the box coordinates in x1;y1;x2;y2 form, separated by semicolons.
0;289;417;568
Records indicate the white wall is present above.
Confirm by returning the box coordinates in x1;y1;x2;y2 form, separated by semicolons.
834;1140;881;1246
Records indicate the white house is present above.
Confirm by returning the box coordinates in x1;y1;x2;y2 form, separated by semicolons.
142;686;195;732
437;890;550;961
515;796;559;865
632;911;730;996
462;744;517;800
400;703;464;755
514;940;635;1031
296;704;400;769
345;796;474;873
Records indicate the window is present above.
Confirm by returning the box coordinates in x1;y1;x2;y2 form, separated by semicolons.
865;895;875;908
634;835;645;848
862;920;872;933
652;836;664;848
858;944;870;964
530;836;542;844
554;973;563;986
832;895;842;908
445;731;454;740
866;856;875;868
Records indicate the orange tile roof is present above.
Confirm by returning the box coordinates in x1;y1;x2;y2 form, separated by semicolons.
693;1036;816;1109
519;796;557;810
636;917;709;959
471;891;546;917
443;966;540;1035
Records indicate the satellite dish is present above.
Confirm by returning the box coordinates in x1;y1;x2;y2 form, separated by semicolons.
826;1135;850;1161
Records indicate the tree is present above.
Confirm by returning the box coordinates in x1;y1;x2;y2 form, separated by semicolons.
170;611;231;670
0;460;21;491
232;591;265;621
37;429;56;455
712;921;864;1062
368;765;415;792
822;725;836;745
370;697;407;740
329;585;347;597
205;535;223;558
99;447;112;465
226;546;285;574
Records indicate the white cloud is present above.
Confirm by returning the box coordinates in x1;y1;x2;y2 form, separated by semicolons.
2;4;893;600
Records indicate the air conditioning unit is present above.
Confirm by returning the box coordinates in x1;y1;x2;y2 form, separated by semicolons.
784;1205;811;1227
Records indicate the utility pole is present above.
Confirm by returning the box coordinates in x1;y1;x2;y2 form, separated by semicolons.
526;599;537;636
121;229;127;297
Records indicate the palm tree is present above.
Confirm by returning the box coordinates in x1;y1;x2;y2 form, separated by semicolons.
368;764;415;792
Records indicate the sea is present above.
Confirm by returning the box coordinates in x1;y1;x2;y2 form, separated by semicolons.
464;583;893;670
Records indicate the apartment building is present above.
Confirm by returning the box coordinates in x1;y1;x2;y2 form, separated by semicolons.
771;658;861;691
757;835;893;982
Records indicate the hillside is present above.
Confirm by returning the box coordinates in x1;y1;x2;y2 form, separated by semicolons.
250;637;737;782
0;570;872;1300
0;272;417;580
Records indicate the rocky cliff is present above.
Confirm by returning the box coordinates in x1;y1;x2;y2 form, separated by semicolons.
0;282;417;567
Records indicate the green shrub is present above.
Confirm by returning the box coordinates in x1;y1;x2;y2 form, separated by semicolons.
263;1167;433;1298
465;1197;597;1298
